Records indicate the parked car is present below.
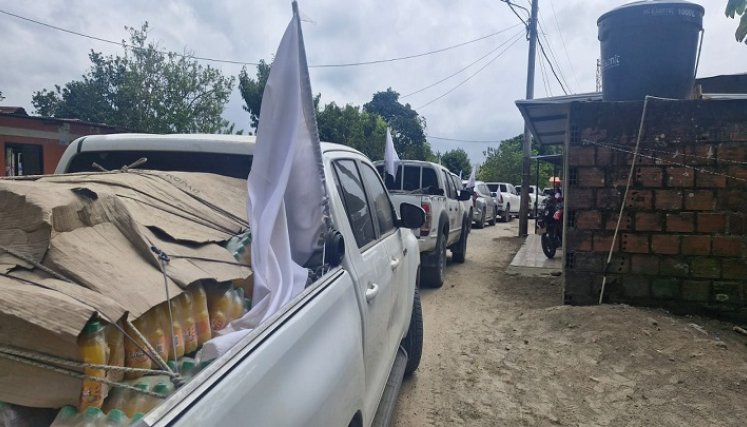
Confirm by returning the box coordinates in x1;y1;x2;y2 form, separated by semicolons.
486;182;521;222
374;160;471;288
464;180;499;228
56;133;424;427
515;184;546;218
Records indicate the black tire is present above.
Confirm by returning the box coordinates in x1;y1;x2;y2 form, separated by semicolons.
503;204;512;222
488;206;496;226
451;222;468;263
422;233;446;288
402;287;423;376
541;233;557;258
476;210;485;229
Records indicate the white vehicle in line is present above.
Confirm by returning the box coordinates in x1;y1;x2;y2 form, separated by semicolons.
486;182;521;222
515;184;546;218
56;133;425;427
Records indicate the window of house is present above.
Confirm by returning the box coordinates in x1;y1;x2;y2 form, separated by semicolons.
4;143;43;176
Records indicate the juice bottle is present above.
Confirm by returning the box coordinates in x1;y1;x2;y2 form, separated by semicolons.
140;383;170;414
123;315;151;379
77;320;109;410
102;385;126;414
77;407;103;427
207;284;234;333
148;306;170;362
231;287;245;320
50;405;77;426
166;299;185;360
178;293;198;354
190;283;212;345
180;357;197;382
130;413;145;424
122;383;148;418
104;322;125;382
100;408;128;427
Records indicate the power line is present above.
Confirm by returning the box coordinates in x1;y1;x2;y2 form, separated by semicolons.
0;9;521;69
548;1;581;91
415;33;523;110
427;135;503;143
536;37;568;95
537;16;572;93
401;28;524;99
537;50;552;97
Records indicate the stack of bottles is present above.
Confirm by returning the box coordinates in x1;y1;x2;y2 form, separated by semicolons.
72;281;250;422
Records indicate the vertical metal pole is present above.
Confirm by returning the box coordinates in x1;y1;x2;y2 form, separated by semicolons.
518;0;539;236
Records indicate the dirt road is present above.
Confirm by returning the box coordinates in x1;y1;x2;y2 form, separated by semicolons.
392;221;747;426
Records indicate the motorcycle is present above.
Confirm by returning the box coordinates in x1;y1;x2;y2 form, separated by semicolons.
537;198;563;259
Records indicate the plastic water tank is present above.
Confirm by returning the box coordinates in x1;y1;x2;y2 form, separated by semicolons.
598;1;704;101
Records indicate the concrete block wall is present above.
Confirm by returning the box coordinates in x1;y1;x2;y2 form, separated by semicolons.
563;99;747;322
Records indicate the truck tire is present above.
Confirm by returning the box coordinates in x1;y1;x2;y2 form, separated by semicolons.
488;206;496;226
422;233;446;288
451;221;468;263
503;204;511;222
402;287;423;376
475;210;485;229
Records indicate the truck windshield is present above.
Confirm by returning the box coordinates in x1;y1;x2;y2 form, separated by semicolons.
64;151;253;179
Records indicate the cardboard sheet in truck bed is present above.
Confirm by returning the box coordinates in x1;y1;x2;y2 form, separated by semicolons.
0;170;250;408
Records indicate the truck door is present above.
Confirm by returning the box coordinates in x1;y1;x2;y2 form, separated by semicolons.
441;169;461;243
331;159;401;423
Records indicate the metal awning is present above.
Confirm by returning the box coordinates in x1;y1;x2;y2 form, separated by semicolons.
515;92;602;146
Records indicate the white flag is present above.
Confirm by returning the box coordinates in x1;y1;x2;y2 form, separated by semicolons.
384;127;400;178
198;1;325;360
467;167;476;188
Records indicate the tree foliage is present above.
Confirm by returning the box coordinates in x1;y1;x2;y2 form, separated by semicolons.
316;102;388;160
727;0;747;43
363;88;434;161
238;59;271;133
31;23;235;133
440;148;471;176
478;135;560;186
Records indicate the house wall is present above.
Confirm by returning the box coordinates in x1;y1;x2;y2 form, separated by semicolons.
563;98;747;322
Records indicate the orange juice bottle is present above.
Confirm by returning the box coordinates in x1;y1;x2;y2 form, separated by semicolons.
104;321;125;382
179;293;198;354
77;320;109;410
231;287;245;320
190;283;212;345
149;306;170;362
123;316;151;379
207;284;233;333
167;299;185;360
122;383;148;418
141;383;170;414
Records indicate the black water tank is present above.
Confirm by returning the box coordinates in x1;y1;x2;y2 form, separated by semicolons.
598;0;704;101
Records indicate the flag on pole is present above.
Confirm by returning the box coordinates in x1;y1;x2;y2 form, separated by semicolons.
198;1;326;360
467;167;476;189
384;127;400;178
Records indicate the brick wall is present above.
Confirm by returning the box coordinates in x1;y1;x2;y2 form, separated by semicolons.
564;99;747;322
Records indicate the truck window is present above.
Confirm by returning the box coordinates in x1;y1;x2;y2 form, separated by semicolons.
402;165;420;191
421;167;438;194
442;170;456;199
359;163;395;235
376;164;403;191
333;160;376;248
499;184;507;193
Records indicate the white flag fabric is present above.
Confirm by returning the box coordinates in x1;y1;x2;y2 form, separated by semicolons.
198;2;325;361
384;127;400;178
467;167;476;189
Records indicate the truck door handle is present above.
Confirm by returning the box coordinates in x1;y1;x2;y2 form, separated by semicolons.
365;282;379;302
390;257;401;270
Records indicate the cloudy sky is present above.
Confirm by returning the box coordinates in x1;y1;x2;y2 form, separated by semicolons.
0;0;744;163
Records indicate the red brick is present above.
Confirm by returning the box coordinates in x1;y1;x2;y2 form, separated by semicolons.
681;280;710;302
568;189;594;209
626;190;653;210
722;259;747;280
567;230;592;252
696;171;727;188
651;234;680;255
578;167;606;187
606;213;632;231
717;191;744;213
630;254;659;274
655;190;683;210
660;257;690;277
597;189;622;209
593;233;619;252
713;236;743;257
666;213;695;232
681;235;711;255
575;211;602;230
636;167;663;187
693;144;716;164
697;213;726;233
726;166;747;182
684;191;715;211
718;143;747;162
691;257;721;279
621;233;649;253
635;212;663;231
596;147;614;166
569;146;596;166
666;167;694;187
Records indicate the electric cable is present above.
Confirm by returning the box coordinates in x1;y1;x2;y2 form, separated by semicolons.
548;1;581;91
426;135;503;143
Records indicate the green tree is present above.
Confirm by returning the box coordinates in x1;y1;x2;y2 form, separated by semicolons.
363;88;434;161
32;23;235;133
727;0;747;43
441;148;471;176
316;101;388;160
478;135;559;185
238;59;271;133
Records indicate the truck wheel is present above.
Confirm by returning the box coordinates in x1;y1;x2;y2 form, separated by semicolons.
422;234;446;288
488;206;496;226
475;211;485;229
503;204;511;222
451;222;468;263
402;287;423;376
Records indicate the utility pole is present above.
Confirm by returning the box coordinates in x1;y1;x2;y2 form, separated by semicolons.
518;0;539;237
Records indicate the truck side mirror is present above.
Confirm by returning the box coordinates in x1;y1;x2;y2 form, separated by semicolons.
398;203;425;229
490;192;497;198
458;189;472;201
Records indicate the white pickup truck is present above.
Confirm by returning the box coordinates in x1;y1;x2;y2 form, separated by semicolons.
374;160;471;289
55;134;425;427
